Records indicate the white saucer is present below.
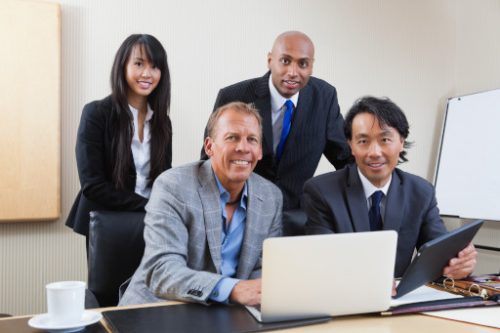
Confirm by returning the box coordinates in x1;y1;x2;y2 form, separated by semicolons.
28;310;102;333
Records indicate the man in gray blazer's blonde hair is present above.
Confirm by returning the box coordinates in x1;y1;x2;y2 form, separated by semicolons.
120;102;282;307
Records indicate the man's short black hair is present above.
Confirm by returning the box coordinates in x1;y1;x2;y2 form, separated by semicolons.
344;96;412;163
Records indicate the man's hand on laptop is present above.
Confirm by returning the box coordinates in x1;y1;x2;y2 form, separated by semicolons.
229;278;261;306
442;243;477;279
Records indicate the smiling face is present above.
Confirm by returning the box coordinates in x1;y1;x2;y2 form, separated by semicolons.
125;44;161;107
204;108;263;192
349;112;404;188
267;32;314;98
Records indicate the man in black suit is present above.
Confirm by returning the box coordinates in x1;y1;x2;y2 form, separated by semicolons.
303;96;476;278
202;31;350;235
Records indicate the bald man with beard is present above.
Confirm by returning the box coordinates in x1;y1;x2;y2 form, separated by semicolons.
202;31;351;235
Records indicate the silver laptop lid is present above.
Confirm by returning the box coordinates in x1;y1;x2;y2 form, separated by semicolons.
259;231;397;322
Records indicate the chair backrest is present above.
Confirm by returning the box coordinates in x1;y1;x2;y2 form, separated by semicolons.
282;209;307;236
88;210;146;307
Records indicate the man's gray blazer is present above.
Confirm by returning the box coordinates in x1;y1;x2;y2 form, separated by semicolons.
119;159;282;306
303;164;447;277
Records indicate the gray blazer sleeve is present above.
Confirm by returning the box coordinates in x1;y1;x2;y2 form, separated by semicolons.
139;174;222;304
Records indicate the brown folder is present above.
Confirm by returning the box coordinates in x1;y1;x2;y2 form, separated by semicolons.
383;274;500;316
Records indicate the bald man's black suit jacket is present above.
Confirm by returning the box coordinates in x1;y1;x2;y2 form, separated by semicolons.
303;164;447;277
202;72;351;211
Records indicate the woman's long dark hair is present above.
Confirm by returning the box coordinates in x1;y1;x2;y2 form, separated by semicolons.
110;34;171;190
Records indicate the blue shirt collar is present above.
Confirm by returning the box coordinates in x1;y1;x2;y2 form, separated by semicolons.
213;172;248;210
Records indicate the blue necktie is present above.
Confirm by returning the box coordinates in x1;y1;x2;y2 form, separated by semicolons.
276;100;294;161
369;191;384;231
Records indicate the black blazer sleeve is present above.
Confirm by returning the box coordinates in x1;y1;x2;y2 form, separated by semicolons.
415;186;447;248
303;179;336;235
323;87;351;169
75;100;147;211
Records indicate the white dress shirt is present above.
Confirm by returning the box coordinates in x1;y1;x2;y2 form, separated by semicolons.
357;167;392;224
129;104;153;198
268;75;299;152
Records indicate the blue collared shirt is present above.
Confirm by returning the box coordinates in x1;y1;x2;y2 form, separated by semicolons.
208;174;248;303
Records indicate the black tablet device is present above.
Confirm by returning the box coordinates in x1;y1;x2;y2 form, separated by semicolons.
395;219;484;298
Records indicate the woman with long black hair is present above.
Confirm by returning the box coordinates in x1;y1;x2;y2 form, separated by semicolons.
66;34;172;249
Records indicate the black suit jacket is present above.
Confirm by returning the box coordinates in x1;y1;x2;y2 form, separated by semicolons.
66;96;172;236
303;164;447;277
202;72;351;210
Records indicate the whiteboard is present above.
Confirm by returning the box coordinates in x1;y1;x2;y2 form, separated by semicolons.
434;89;500;221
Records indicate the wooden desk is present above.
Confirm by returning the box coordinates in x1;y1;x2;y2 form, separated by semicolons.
0;302;497;333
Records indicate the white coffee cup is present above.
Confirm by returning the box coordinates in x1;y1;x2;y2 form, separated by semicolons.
46;281;85;325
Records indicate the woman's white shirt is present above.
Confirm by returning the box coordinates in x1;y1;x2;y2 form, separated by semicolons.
129;104;153;198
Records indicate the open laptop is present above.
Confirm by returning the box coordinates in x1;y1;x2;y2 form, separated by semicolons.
246;231;397;322
394;219;484;298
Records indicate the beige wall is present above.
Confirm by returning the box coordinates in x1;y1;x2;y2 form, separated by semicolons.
1;0;499;315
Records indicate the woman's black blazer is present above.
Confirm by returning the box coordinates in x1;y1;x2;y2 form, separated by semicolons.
66;96;172;236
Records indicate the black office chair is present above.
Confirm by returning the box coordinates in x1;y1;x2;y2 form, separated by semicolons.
87;211;146;307
282;209;308;236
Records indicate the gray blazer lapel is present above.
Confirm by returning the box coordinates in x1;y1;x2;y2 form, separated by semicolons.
346;165;371;232
236;175;267;278
383;170;404;232
197;160;223;274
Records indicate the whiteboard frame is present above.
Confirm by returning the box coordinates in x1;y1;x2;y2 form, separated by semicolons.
434;88;500;221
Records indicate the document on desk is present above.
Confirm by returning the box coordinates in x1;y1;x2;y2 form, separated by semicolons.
423;307;500;329
385;285;498;317
390;285;462;307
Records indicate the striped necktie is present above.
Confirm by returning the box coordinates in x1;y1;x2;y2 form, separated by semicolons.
276;100;294;161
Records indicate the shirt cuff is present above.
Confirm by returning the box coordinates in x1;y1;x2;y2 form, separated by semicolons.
209;277;240;303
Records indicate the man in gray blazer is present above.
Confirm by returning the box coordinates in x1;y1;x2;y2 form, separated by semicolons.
303;96;477;279
120;102;282;306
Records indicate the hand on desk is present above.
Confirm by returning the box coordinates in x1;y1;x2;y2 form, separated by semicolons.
229;278;261;306
443;243;477;279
